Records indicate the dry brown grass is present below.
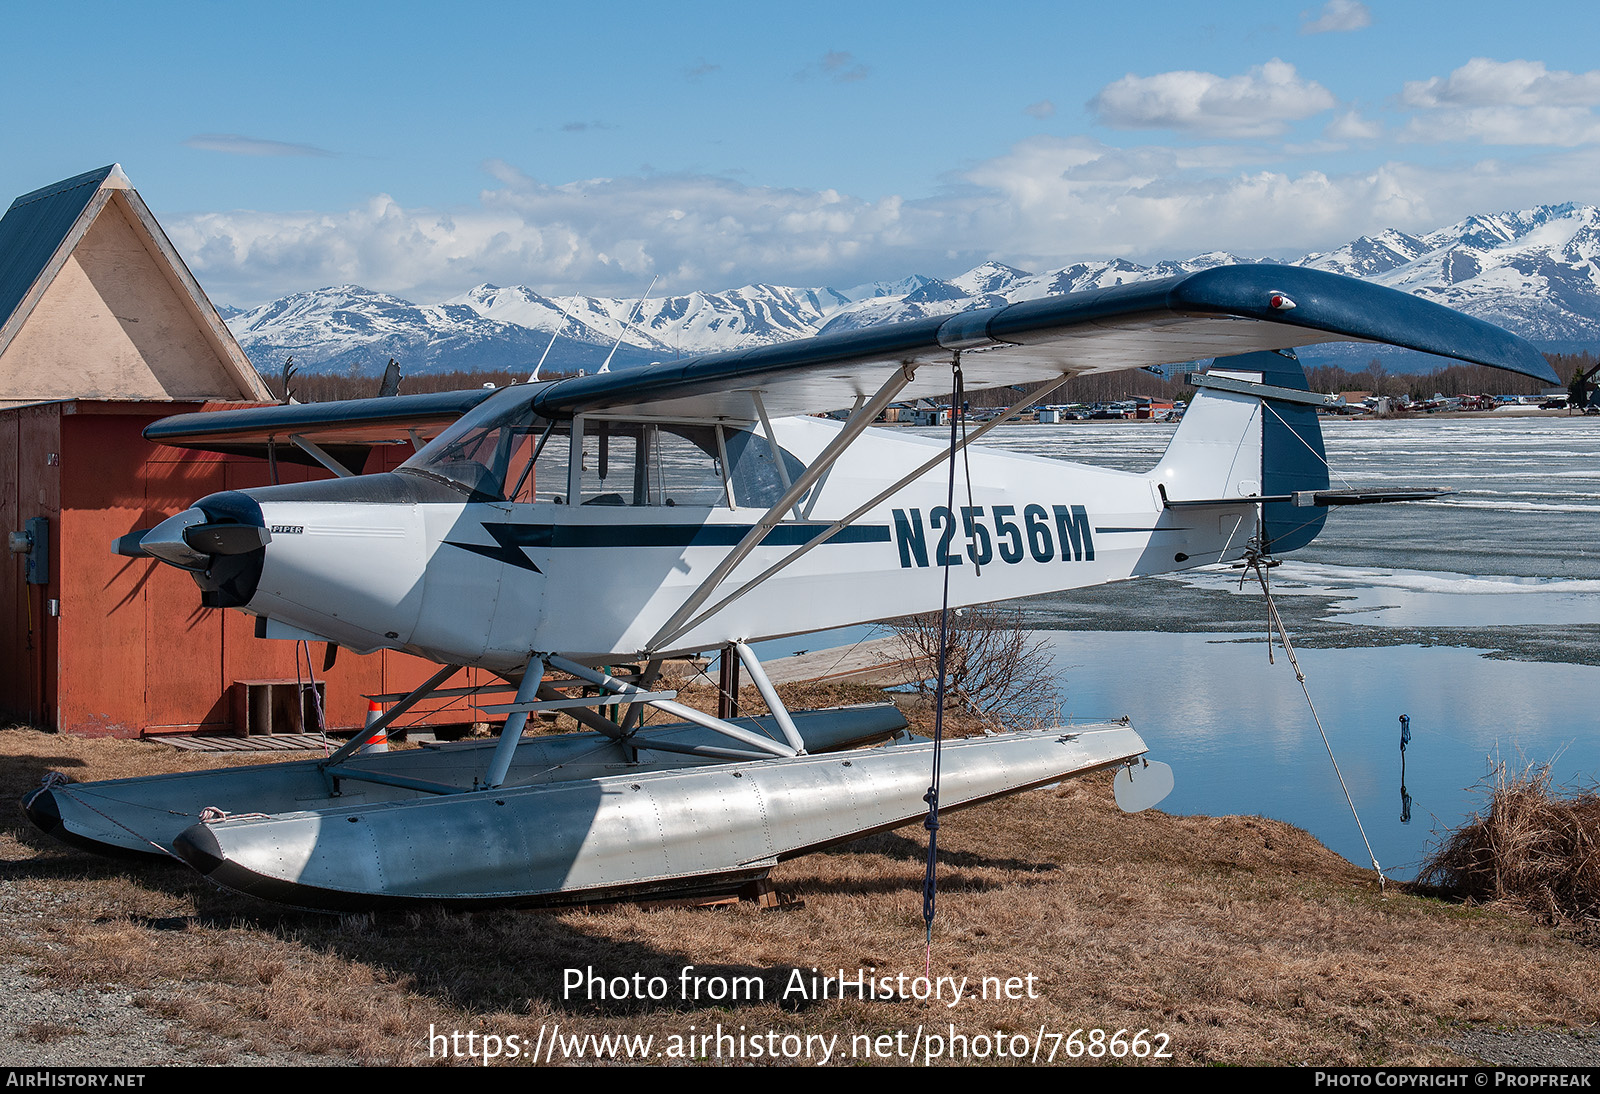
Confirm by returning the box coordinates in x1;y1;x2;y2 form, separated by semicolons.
1419;762;1600;939
4;722;1600;1066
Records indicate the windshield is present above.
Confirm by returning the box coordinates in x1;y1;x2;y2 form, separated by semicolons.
398;386;551;501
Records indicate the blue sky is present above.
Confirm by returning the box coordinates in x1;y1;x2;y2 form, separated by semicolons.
6;0;1600;305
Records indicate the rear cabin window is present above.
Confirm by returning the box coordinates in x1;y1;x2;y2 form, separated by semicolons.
576;423;803;508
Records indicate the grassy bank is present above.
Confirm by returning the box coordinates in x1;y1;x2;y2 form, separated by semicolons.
3;707;1598;1067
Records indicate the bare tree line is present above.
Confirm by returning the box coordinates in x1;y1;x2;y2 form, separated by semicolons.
260;366;573;403
260;350;1586;408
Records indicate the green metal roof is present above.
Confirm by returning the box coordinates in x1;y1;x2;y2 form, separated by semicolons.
0;165;118;335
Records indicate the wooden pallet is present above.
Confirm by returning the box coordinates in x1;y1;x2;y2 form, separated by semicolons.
150;733;335;753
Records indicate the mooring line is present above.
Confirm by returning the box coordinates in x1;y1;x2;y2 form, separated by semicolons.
1245;552;1387;890
922;353;965;973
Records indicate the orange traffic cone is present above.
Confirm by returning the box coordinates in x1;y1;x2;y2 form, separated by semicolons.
359;699;388;753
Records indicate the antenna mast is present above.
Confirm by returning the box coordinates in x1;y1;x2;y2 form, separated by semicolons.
599;274;660;375
531;295;579;382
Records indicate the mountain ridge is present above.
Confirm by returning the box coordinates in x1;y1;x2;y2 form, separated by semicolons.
225;202;1600;378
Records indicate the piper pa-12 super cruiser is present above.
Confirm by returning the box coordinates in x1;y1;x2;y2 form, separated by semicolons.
25;265;1556;910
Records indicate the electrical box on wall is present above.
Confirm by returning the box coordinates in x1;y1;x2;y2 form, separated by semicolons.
8;516;48;585
26;517;48;584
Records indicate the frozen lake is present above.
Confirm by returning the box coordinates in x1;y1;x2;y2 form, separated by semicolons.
896;415;1600;879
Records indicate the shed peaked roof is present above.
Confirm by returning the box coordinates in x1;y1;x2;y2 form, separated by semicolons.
0;165;126;335
0;164;270;403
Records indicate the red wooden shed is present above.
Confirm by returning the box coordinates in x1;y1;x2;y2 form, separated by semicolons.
0;167;465;737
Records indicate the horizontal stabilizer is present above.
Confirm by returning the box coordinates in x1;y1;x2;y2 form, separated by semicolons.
1299;487;1451;506
1165;487;1451;508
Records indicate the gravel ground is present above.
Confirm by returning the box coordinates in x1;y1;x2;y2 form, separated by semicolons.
0;842;350;1067
0;956;350;1067
1442;1028;1600;1067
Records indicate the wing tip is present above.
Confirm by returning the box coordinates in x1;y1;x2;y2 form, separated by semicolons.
1174;265;1557;383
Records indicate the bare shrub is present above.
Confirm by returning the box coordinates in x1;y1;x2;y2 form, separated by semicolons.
890;605;1062;730
1418;761;1600;937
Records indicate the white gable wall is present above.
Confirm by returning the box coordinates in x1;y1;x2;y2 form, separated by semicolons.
0;189;267;403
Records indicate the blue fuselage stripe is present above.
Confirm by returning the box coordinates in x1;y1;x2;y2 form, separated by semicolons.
470;523;892;550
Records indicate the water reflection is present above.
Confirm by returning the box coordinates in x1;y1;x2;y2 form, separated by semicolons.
1046;631;1600;878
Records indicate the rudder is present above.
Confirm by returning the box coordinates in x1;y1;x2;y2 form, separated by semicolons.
1153;348;1330;554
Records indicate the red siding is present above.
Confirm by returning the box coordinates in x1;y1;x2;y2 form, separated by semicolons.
0;412;20;717
3;401;461;738
14;406;61;726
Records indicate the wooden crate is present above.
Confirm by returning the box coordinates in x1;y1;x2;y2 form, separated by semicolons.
229;679;325;737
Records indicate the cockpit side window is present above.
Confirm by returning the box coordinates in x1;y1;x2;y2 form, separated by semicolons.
574;421;805;508
724;427;806;509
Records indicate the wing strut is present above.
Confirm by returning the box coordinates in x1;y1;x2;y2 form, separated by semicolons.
645;364;916;652
290;435;358;478
751;391;802;521
653;372;1073;649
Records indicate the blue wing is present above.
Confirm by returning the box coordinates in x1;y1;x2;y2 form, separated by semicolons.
532;265;1555;419
143;265;1555;449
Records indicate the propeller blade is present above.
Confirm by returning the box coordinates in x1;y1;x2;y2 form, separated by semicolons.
112;529;155;558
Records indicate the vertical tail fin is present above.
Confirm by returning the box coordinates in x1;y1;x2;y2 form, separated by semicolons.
1153;348;1331;554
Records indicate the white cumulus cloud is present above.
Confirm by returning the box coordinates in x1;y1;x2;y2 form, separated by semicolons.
1324;110;1382;141
1089;59;1337;138
166;134;1600;307
1402;58;1600;108
1300;0;1371;35
170;166;935;305
1404;106;1600;147
1400;59;1600;145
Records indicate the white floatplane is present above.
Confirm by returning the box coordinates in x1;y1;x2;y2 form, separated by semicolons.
25;265;1555;909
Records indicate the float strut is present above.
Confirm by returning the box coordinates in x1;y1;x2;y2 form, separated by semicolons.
734;641;805;753
486;655;546;789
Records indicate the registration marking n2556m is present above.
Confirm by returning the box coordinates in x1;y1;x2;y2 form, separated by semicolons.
890;505;1094;569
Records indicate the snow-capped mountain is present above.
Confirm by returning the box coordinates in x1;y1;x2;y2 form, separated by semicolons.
223;202;1600;378
1300;203;1600;347
226;285;656;375
448;282;851;356
814;255;1256;334
838;274;938;301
